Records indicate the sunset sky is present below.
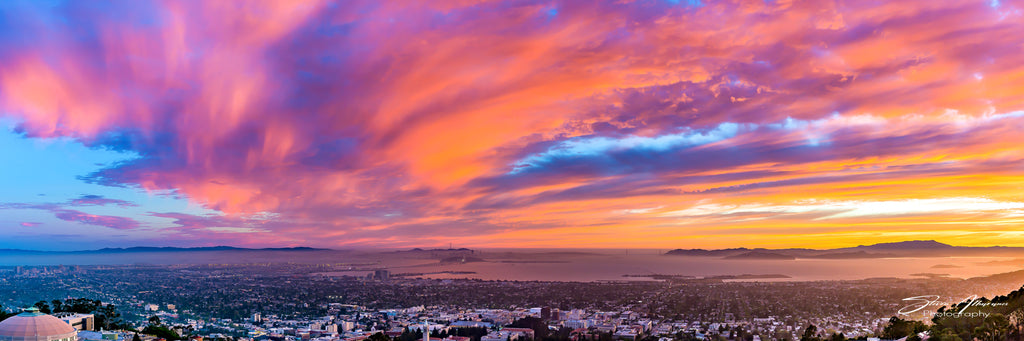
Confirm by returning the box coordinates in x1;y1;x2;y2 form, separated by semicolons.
2;0;1024;250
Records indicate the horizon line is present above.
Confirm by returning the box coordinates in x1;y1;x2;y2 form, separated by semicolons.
1;239;1016;253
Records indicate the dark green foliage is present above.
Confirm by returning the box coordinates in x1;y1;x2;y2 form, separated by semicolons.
367;332;390;341
93;302;128;330
974;314;1010;341
881;316;927;340
33;301;51;314
927;328;963;341
449;327;490;341
799;324;819;341
828;332;846;341
429;329;449;339
65;298;127;330
142;324;181;340
36;298;129;330
926;285;1024;340
0;303;17;321
0;304;15;322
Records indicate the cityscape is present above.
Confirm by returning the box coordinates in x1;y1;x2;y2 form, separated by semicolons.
2;246;1024;340
3;1;1024;341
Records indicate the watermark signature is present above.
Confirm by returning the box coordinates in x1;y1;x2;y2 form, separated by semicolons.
898;295;1008;318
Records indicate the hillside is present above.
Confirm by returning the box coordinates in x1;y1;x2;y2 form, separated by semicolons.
665;240;1024;259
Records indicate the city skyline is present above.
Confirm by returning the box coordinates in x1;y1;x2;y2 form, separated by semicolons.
2;0;1024;250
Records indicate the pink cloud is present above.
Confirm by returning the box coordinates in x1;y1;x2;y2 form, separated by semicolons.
52;209;139;230
0;0;1023;247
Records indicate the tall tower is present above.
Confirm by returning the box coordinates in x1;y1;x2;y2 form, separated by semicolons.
423;320;430;341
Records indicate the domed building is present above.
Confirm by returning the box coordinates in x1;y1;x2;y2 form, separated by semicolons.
0;308;77;341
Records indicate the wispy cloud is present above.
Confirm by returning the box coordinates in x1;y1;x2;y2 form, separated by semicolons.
662;198;1024;221
51;209;139;230
0;0;1022;247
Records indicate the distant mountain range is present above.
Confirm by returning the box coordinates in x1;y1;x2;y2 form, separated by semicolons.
400;247;475;253
665;240;1024;259
722;251;796;260
0;246;331;254
3;240;1017;259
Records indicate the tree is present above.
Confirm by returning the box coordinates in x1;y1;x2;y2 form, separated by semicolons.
975;314;1010;341
928;329;964;341
142;324;180;340
149;315;162;325
33;301;51;314
828;332;845;341
800;324;819;341
40;298;127;330
881;316;927;340
368;332;391;341
95;303;126;330
132;334;142;341
449;327;489;341
0;305;15;322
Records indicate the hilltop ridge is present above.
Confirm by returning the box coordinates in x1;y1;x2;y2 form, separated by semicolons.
0;246;332;254
666;240;1023;259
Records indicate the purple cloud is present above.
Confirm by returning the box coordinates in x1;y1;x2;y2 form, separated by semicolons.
69;194;138;207
51;209;139;230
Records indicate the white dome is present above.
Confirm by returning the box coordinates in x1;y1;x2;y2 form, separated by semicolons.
0;308;77;341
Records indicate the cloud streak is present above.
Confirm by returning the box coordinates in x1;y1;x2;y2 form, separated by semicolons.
0;0;1023;248
51;209;139;230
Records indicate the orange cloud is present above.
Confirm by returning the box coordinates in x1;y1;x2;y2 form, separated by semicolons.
0;0;1023;248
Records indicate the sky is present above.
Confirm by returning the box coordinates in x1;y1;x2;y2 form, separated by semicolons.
1;0;1024;250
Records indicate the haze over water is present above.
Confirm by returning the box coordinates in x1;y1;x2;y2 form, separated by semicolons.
4;250;1020;282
